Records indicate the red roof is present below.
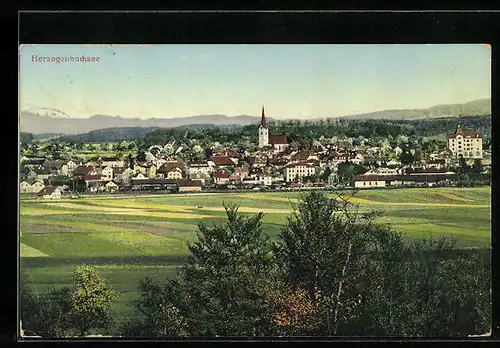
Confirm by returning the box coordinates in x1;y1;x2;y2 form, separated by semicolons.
83;174;102;181
269;135;290;145
213;171;231;179
73;165;94;176
210;156;236;166
157;162;186;174
447;124;482;139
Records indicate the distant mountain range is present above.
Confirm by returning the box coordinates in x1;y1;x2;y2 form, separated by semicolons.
340;99;491;121
20;99;490;135
19;113;274;135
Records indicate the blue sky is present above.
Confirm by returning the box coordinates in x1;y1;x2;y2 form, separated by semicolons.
19;44;491;120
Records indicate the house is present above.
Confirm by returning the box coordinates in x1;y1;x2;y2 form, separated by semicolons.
112;167;130;181
73;165;95;177
20;181;32;194
284;162;317;182
38;186;62;199
447;124;483;159
228;166;249;183
177;179;203;192
105;181;120;193
157;162;186;179
134;162;157;178
33;168;52;180
209;156;237;168
353;175;387;188
293;151;319;162
101;166;114;181
101;157;125;167
212;170;231;186
87;181;107;193
67;160;78;172
256;175;273;187
83;174;105;191
349;151;364;165
31;181;45;194
156;157;168;169
188;161;212;176
213;149;240;165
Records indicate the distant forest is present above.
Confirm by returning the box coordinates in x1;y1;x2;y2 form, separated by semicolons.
35;115;491;146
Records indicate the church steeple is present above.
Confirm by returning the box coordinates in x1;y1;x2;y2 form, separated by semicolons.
260;105;267;129
258;105;269;148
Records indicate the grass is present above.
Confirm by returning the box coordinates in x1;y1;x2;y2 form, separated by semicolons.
19;187;491;330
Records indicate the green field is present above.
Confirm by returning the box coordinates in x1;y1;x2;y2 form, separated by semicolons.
19;187;491;327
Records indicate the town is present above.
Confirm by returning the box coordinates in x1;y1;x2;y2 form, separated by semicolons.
19;106;491;199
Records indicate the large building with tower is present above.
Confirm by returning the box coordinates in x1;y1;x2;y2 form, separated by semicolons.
447;124;483;159
258;106;291;152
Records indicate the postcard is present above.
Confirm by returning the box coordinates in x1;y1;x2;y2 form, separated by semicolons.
19;44;491;339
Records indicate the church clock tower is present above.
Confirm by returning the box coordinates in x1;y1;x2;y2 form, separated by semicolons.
258;105;269;148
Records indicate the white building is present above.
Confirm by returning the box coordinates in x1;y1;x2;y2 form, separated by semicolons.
284;163;316;182
188;161;213;176
353;175;387;189
447;124;483;159
101;166;114;181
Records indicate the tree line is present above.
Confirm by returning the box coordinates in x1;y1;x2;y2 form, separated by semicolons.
22;115;490;150
20;191;491;338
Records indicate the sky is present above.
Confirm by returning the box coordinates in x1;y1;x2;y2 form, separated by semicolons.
19;44;491;120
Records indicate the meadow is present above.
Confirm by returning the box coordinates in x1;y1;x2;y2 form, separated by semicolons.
19;187;491;326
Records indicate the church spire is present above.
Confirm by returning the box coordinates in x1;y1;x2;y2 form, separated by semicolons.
260;105;267;128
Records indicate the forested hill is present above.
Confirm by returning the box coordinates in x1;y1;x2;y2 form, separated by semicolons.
341;99;491;120
43;115;491;145
53;124;241;143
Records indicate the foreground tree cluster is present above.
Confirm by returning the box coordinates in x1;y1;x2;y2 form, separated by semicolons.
21;191;491;338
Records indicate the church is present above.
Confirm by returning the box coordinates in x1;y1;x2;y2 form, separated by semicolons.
258;106;291;152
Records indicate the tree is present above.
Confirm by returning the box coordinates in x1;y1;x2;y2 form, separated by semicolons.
70;265;117;336
136;151;147;162
471;159;483;174
179;205;276;336
74;177;87;192
20;266;117;337
20;132;34;144
20;278;73;338
322;167;332;183
162;143;175;157
273;190;383;335
337;162;366;184
457;155;470;175
121;277;188;337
